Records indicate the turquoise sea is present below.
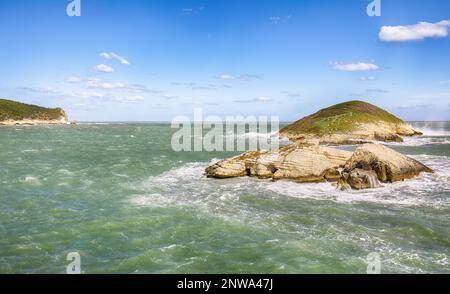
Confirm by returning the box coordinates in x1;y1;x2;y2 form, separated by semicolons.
0;122;449;273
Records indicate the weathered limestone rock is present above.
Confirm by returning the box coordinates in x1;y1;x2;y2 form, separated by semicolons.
339;144;433;188
207;143;433;191
271;143;352;182
206;142;352;183
205;151;263;179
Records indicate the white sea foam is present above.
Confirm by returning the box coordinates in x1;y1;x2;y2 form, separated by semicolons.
384;136;450;147
129;153;450;211
23;176;41;186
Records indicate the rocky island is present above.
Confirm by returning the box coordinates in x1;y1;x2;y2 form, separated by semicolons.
0;99;69;126
206;101;433;190
280;100;422;145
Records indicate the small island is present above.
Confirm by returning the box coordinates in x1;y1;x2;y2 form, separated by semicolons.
0;99;69;126
279;100;422;145
206;101;433;190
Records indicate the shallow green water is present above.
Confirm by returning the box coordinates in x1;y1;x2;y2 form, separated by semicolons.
0;122;449;273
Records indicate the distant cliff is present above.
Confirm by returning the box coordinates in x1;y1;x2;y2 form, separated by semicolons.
0;99;69;125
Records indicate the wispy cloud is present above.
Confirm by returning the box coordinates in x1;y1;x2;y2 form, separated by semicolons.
160;94;178;100
269;15;292;24
366;88;388;93
185;82;230;91
359;76;377;81
117;95;145;103
234;97;271;103
94;64;114;73
281;91;301;98
21;86;59;94
69;91;145;103
67;76;83;83
218;74;260;81
181;6;204;16
331;62;379;72
379;20;450;42
70;91;105;99
85;78;148;92
99;52;130;65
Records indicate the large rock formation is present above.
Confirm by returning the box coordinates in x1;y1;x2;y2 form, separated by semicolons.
0;99;69;125
206;143;433;190
207;101;433;190
339;144;433;189
206;142;353;183
279;101;421;145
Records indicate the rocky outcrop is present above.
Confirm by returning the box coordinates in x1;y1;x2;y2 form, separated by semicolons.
207;143;433;190
206;142;352;183
205;151;263;179
339;144;433;187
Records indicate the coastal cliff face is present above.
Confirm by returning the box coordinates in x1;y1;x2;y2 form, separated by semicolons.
0;99;69;125
279;101;421;145
206;101;433;190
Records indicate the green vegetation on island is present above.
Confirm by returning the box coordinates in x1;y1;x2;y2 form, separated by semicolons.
0;99;67;123
280;100;403;136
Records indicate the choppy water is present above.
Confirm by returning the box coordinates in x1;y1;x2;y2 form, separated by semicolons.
0;122;449;273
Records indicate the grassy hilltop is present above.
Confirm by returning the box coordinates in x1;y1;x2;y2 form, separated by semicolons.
280;100;404;136
0;99;67;122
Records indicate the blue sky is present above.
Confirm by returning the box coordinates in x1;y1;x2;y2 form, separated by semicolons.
0;0;449;121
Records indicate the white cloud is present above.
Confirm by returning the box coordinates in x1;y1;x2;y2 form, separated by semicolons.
94;64;114;73
219;74;235;80
366;89;388;93
70;91;105;99
21;86;58;94
234;96;271;103
257;96;271;102
182;6;204;15
100;52;130;65
269;15;292;24
331;62;379;72
161;94;178;100
379;20;450;42
67;76;82;83
85;78;147;92
282;91;301;98
218;74;260;81
360;76;377;81
118;95;145;103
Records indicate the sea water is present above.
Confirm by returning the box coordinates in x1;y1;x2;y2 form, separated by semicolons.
0;122;448;273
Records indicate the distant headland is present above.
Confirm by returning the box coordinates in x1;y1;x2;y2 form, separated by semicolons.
0;99;69;126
